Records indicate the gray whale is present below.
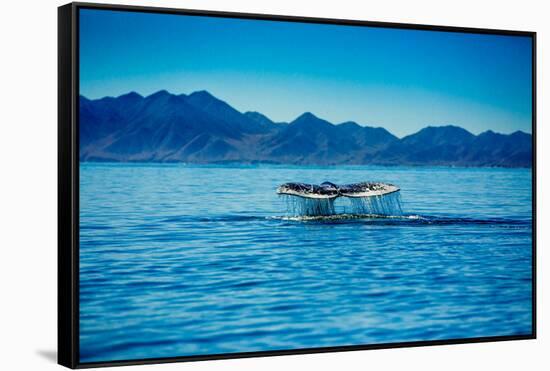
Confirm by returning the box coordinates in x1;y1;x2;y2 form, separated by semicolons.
277;181;399;199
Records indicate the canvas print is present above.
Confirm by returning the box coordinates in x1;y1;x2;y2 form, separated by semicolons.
78;8;533;363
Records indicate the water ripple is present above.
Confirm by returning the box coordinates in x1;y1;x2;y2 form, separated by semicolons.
79;163;533;363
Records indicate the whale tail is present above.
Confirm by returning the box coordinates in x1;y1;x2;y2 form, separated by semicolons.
277;181;399;199
277;181;402;217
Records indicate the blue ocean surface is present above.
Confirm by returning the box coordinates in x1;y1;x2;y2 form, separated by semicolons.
79;163;533;363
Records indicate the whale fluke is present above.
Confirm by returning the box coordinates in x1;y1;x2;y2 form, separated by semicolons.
276;182;340;199
277;181;399;199
338;182;400;197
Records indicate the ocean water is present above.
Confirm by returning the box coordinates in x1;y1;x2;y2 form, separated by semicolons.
79;163;533;363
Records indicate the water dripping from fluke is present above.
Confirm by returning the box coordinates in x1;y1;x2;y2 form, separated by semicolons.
276;181;404;218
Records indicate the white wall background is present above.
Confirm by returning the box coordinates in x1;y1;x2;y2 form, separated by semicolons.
0;0;546;369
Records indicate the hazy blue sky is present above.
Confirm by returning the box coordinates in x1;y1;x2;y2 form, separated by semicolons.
80;8;532;137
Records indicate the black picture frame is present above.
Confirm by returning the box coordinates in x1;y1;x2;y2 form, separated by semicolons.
58;2;537;369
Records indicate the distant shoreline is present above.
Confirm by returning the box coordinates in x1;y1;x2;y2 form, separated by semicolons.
79;160;532;170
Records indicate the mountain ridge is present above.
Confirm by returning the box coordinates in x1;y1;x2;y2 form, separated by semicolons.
79;90;532;167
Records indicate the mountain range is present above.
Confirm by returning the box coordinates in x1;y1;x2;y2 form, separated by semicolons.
79;90;532;167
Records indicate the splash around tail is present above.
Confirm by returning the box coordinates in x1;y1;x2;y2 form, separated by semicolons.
277;181;403;217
